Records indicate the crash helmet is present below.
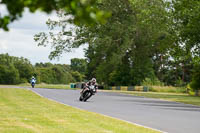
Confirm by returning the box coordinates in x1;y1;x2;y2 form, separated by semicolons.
91;78;96;83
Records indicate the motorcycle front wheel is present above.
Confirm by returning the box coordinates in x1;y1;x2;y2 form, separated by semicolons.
83;91;91;102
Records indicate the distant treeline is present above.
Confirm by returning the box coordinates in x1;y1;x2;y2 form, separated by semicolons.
0;53;199;93
0;53;87;85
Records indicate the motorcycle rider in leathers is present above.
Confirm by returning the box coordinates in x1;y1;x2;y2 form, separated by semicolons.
81;78;98;94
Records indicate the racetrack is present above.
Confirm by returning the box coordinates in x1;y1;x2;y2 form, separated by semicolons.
30;88;200;133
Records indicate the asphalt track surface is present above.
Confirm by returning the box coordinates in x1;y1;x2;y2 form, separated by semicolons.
30;88;200;133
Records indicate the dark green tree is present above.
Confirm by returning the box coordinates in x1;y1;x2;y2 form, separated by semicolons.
171;0;200;89
84;0;174;85
70;58;87;74
14;57;34;83
172;0;200;56
0;64;20;84
0;53;32;84
35;0;174;86
35;63;75;84
189;58;200;96
71;71;84;82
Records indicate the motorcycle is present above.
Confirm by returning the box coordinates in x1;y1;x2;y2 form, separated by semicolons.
79;85;97;102
31;81;35;88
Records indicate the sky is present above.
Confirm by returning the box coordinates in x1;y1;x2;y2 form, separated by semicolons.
0;6;86;65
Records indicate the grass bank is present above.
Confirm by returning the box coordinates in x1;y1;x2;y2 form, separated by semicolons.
0;83;72;90
0;88;159;133
104;90;200;106
33;83;71;89
148;86;186;93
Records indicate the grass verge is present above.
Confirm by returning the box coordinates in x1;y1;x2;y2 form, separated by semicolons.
104;90;200;106
148;86;186;93
33;84;71;89
0;83;72;90
0;88;159;133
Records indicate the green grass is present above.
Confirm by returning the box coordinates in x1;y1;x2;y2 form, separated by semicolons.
104;90;200;106
0;88;159;133
148;86;186;93
34;83;71;89
0;83;72;90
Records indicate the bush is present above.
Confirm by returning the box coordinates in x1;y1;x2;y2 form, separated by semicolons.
142;77;164;86
142;77;186;93
148;86;186;93
174;78;186;87
189;63;200;96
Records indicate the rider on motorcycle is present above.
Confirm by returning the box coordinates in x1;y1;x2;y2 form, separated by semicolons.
30;76;36;84
81;78;98;94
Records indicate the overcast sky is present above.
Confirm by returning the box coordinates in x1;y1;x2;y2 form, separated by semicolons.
0;7;86;65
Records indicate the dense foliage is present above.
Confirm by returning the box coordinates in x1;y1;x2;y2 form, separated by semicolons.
0;53;85;84
2;0;199;92
34;0;200;91
0;0;110;31
35;0;173;85
0;53;34;84
171;0;200;91
189;59;200;95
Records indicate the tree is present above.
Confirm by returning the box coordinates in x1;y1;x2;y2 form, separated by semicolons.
0;53;32;84
172;0;200;57
70;58;87;74
0;64;20;84
35;63;75;84
71;71;84;82
85;0;174;85
0;0;110;31
0;54;84;84
189;58;200;96
171;0;200;89
35;0;174;86
14;57;34;83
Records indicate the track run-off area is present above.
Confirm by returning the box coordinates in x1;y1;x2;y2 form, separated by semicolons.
29;88;200;133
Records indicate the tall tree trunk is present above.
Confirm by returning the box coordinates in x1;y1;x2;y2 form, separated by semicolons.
182;64;185;82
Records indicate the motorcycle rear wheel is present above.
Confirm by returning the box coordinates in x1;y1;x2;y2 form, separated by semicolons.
79;96;83;101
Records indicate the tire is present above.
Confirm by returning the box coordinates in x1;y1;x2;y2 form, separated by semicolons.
83;97;87;102
79;96;83;101
31;82;35;88
83;92;92;102
83;91;89;102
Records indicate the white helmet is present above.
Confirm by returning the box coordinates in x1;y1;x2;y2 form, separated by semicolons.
91;78;96;83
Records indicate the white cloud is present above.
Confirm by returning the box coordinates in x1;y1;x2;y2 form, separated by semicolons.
0;40;8;50
0;9;86;65
0;4;8;16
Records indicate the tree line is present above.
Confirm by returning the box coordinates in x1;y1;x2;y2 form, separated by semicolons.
1;0;199;93
0;53;87;85
34;0;200;92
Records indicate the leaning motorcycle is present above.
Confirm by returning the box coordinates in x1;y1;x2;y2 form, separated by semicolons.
79;85;97;102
